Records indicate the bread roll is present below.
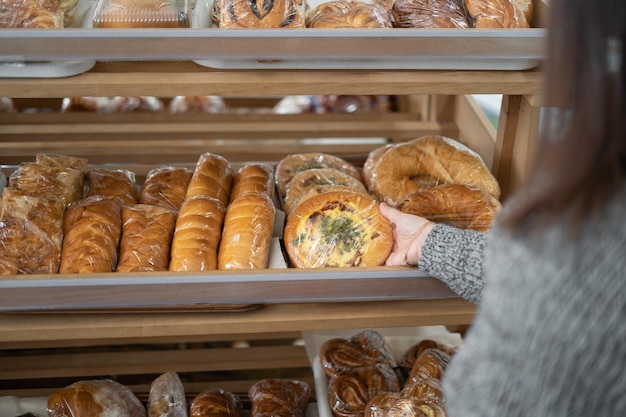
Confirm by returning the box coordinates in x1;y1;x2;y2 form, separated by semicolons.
284;190;392;268
59;195;124;273
185;152;233;208
306;0;393;28
190;388;243;417
229;163;275;203
95;0;188;28
283;168;368;215
139;166;193;212
216;0;306;28
9;161;84;206
86;167;139;206
0;188;65;275
249;379;311;417
47;379;146;417
116;204;177;272
217;194;275;270
275;152;362;200
464;0;529;28
147;371;187;417
169;196;225;271
392;0;470;28
328;364;401;417
319;329;397;378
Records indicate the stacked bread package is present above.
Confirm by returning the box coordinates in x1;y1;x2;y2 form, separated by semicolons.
277;152;393;268
364;135;502;232
213;0;307;28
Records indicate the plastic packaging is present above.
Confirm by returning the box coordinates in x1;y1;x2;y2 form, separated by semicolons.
213;0;306;28
86;167;139;205
93;0;190;28
391;0;470;28
139;165;194;212
190;388;244;417
61;96;164;112
283;190;393;268
9;161;84;206
167;95;225;113
305;0;393;28
248;379;311;417
464;0;530;28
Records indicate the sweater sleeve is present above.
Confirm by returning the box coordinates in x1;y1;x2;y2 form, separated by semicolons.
419;224;486;304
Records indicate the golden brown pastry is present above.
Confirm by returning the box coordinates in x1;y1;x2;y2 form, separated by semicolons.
386;397;447;417
95;0;188;28
362;144;393;190
116;204;177;272
147;371;187;417
169;196;225;271
392;0;470;28
185;152;233;208
139;166;193;212
168;96;226;114
464;0;529;28
319;330;398;378
366;135;501;231
0;3;63;28
47;379;146;417
275;152;362;200
36;153;89;172
286;184;372;217
59;195;124;274
399;339;456;378
229;163;275;203
284;190;392;268
283;167;368;215
407;347;452;382
248;378;311;417
215;0;306;28
0;188;65;275
328;364;401;417
402;376;443;403
190;388;243;417
512;0;533;22
9;161;84;206
306;0;393;28
217;194;275;270
86;167;139;206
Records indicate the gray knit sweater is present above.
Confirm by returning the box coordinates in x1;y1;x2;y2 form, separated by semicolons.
419;190;626;417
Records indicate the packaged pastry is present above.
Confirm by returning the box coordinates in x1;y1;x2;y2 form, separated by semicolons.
139;165;193;212
306;0;393;28
0;0;76;28
9;161;84;207
116;204;177;272
229;163;275;203
35;152;89;172
283;190;393;268
464;0;529;28
214;0;306;28
147;371;187;417
59;195;124;274
62;96;165;112
190;388;243;417
249;379;311;417
168;96;226;113
93;0;190;28
185;152;233;208
86;167;139;206
391;0;470;28
0;188;65;275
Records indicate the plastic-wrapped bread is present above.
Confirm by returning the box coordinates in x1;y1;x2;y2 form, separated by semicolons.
0;3;63;28
35;153;89;172
185;152;233;208
116;204;177;272
147;371;188;417
229;164;275;203
249;379;311;417
168;96;226;114
392;0;470;28
94;0;189;28
283;167;368;215
0;188;65;275
306;0;393;28
59;195;123;273
190;388;243;417
9;162;84;207
217;194;275;270
215;0;306;28
284;190;392;268
464;0;529;28
364;394;447;417
275;152;362;200
48;379;146;417
169;196;225;271
139;166;193;212
86;167;139;206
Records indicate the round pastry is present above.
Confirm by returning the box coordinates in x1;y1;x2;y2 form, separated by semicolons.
284;190;392;268
402;376;443;403
407;347;452;381
284;167;368;215
275;152;362;200
190;388;243;417
363;392;403;417
320;329;398;378
386;397;447;417
399;339;456;377
306;0;393;28
217;0;306;28
392;0;470;28
328;364;401;417
47;379;146;417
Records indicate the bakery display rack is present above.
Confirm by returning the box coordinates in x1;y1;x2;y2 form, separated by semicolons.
0;0;546;405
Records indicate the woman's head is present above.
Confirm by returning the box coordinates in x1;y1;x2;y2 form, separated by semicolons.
502;0;626;231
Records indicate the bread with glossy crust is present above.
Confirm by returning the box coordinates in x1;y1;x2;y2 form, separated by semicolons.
284;190;392;268
392;0;470;28
190;388;243;417
306;0;393;28
216;0;306;28
47;379;146;417
217;193;275;270
464;0;529;28
249;378;311;417
86;167;139;206
185;152;233;208
229;163;275;203
139;166;193;212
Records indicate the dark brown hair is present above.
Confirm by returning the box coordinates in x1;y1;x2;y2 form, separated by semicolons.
501;0;626;232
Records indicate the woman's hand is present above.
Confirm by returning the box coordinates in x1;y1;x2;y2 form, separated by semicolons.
379;203;435;266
